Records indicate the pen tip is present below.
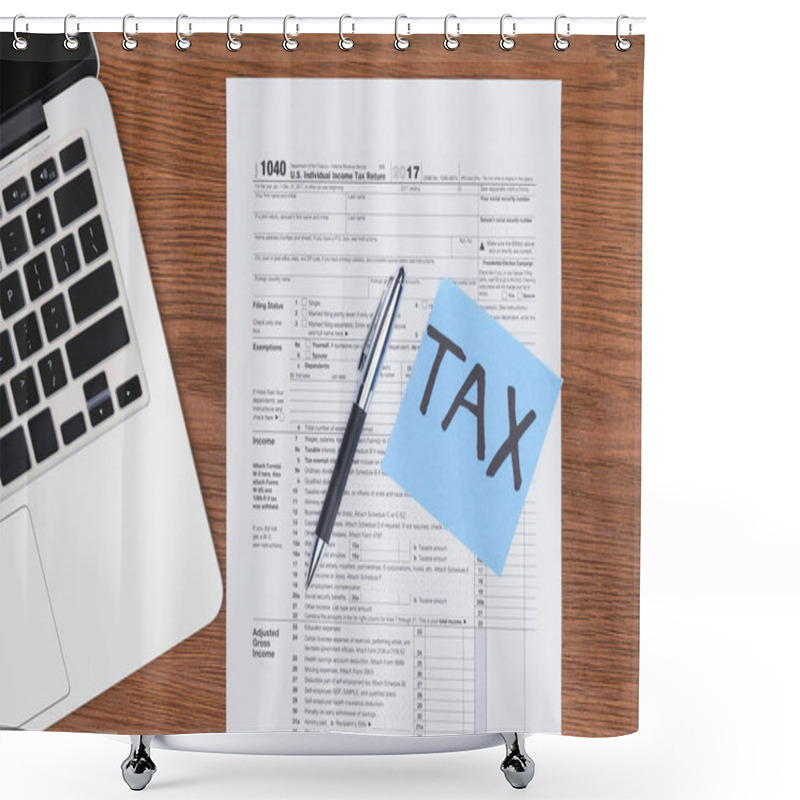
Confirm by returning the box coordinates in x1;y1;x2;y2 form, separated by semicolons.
397;266;405;283
306;538;325;590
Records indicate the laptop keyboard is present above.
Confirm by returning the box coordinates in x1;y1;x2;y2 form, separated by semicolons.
0;133;148;495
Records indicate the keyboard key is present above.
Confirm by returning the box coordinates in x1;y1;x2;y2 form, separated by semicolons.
65;307;129;379
23;253;53;301
69;261;118;323
13;312;43;359
1;270;25;319
3;177;30;212
27;198;56;246
31;158;58;193
51;235;81;282
54;170;97;228
0;330;14;375
28;408;58;463
41;294;71;342
83;371;108;401
61;411;86;445
84;372;113;427
59;138;87;173
0;385;11;428
38;350;67;397
9;366;39;416
117;375;142;409
89;396;114;427
78;215;108;264
0;217;28;264
0;425;31;486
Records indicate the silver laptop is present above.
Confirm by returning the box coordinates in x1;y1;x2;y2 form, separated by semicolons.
0;33;222;729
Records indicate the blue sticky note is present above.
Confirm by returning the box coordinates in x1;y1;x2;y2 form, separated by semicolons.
382;279;562;574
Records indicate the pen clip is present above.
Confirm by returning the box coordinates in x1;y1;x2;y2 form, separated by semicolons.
358;276;392;380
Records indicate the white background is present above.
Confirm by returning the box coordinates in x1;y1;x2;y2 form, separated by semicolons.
2;1;799;798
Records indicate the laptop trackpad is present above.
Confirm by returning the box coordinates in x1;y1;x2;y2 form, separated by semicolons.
1;507;70;728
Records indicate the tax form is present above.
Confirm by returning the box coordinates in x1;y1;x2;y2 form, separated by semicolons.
226;79;562;735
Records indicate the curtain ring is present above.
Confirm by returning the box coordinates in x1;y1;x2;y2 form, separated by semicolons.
12;15;28;51
227;15;242;51
616;14;632;51
283;15;299;51
554;14;570;51
122;14;138;50
176;14;191;50
394;14;410;50
64;13;80;50
499;14;515;50
443;14;459;51
339;14;354;50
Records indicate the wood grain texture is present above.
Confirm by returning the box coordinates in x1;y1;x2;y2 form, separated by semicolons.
51;33;642;737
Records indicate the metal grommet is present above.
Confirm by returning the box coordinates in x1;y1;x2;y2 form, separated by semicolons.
227;15;242;51
554;14;570;51
283;15;299;51
338;14;354;50
499;14;515;50
394;14;410;50
64;13;79;50
176;13;192;50
122;14;138;50
616;14;632;51
12;15;28;51
443;13;459;51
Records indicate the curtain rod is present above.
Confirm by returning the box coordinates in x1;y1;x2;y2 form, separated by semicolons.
0;16;646;38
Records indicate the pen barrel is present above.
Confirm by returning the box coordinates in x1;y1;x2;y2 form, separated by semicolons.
314;403;367;544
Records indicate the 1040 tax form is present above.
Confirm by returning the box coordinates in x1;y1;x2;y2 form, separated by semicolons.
226;78;562;735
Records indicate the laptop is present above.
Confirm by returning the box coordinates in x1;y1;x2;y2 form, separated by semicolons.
0;33;222;730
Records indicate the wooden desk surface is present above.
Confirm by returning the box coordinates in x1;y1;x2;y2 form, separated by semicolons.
52;33;642;737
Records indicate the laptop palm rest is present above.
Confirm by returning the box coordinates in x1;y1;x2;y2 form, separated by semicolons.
1;507;70;728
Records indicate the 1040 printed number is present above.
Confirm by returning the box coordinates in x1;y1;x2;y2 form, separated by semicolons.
257;159;287;177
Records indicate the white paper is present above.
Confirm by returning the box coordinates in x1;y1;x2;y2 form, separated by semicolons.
226;78;561;735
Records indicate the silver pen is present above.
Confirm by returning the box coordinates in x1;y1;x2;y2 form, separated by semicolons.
305;266;405;589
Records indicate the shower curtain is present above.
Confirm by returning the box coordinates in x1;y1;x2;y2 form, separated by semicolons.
0;29;642;739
